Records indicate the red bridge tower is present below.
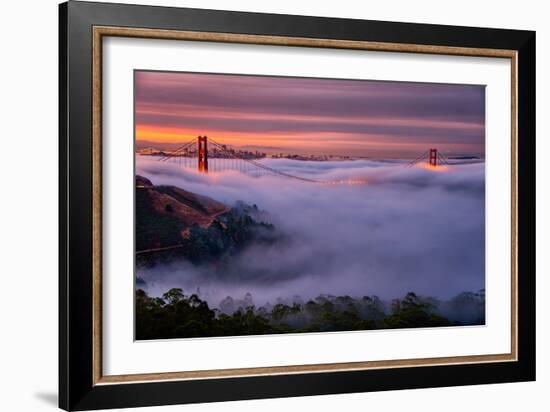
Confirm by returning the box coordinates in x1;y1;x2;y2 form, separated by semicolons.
429;148;438;167
198;135;208;173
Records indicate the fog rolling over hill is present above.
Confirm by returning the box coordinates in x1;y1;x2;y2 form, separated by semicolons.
136;175;229;252
136;174;277;267
135;155;485;310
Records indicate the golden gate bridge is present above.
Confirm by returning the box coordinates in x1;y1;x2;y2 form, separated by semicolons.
149;135;450;184
405;148;450;168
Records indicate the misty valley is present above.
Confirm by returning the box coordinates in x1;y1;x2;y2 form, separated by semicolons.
135;155;486;339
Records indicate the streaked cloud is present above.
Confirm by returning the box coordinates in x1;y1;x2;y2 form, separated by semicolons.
135;71;485;158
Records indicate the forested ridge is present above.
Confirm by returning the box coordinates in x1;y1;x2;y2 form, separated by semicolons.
136;288;485;340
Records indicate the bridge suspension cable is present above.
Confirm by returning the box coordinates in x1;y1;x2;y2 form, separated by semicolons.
158;139;196;162
154;135;371;185
208;139;323;183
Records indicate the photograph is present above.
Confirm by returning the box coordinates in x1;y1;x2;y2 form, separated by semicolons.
134;71;487;340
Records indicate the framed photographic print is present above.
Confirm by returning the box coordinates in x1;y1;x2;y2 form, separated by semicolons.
59;1;536;410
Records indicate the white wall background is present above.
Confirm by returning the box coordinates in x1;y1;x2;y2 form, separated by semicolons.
0;1;546;411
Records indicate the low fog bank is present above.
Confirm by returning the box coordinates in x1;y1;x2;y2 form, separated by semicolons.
136;156;485;308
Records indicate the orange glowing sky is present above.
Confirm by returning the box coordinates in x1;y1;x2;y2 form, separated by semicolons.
135;71;486;158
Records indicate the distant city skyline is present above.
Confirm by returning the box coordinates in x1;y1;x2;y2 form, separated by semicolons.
135;71;486;158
